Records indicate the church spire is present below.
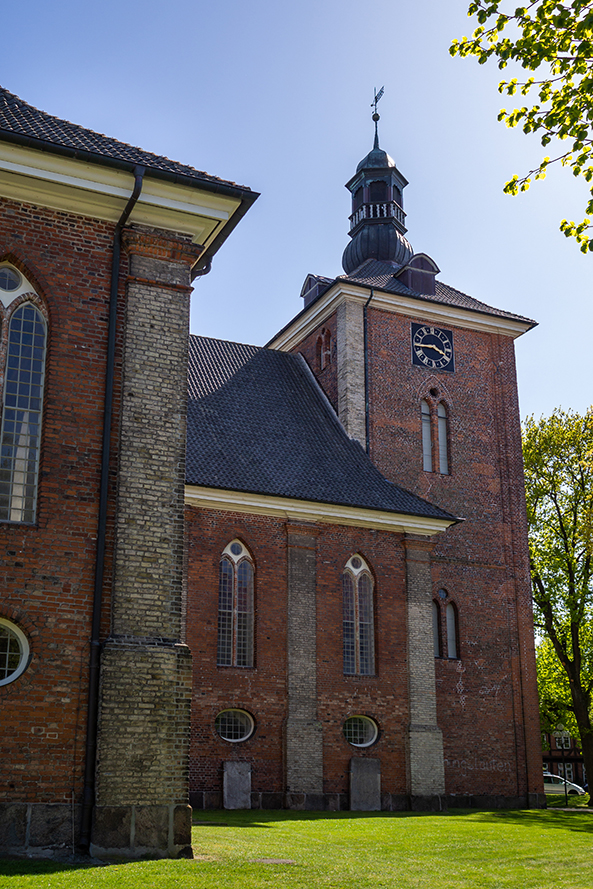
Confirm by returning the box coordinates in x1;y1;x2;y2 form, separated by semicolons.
371;85;383;149
342;90;413;275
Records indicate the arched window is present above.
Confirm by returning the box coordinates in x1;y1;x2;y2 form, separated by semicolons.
432;600;441;657
437;403;449;475
316;335;323;371
0;302;47;523
446;602;458;659
322;328;331;369
421;400;432;472
343;554;375;675
353;186;364;211
217;540;254;668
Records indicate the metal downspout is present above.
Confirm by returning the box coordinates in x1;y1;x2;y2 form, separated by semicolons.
80;165;145;851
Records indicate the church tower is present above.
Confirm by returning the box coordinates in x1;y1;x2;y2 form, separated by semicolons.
268;103;545;808
342;111;412;274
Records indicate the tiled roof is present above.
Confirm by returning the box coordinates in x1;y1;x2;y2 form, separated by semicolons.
338;259;536;325
0;87;252;192
186;335;456;522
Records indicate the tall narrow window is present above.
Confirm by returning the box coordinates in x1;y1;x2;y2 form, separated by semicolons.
0;303;47;523
432;601;441;657
217;540;254;668
446;602;458;659
343;554;375;675
437;402;449;475
421;400;432;472
322;328;332;368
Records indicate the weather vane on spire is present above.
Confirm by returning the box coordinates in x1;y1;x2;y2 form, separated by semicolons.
371;86;384;148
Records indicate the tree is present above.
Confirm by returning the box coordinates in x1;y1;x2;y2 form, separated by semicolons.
450;1;593;252
523;408;593;786
536;634;592;735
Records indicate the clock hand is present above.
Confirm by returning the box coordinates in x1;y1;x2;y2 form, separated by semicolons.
422;343;447;357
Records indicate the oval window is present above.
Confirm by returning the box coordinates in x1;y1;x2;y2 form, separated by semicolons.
343;715;378;747
0;619;30;686
214;709;254;742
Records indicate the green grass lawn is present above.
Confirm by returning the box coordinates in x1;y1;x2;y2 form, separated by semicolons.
1;807;593;889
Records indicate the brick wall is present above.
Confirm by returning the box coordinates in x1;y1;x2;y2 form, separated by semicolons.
186;507;443;809
289;298;543;805
92;228;199;858
0;198;118;851
363;305;542;802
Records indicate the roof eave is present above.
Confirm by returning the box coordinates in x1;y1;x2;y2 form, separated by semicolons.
0;127;259;271
184;484;459;536
266;277;536;351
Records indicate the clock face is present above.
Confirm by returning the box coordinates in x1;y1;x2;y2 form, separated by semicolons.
411;323;455;372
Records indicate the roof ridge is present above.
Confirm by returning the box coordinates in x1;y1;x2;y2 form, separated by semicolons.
0;86;254;193
190;333;262;351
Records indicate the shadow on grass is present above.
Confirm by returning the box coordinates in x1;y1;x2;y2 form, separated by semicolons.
193;806;593;835
4;806;591;878
452;808;593;834
0;858;101;879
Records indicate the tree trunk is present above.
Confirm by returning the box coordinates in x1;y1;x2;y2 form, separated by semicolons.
571;683;593;791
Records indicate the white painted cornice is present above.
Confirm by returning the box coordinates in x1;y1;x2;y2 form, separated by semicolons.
184;485;456;536
267;280;533;351
0;142;242;249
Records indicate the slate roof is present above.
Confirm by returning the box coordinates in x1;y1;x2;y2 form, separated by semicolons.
186;335;456;523
338;259;536;325
0;87;253;194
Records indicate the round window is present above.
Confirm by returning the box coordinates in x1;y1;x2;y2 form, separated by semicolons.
215;709;254;742
0;267;21;292
0;619;30;686
343;715;378;747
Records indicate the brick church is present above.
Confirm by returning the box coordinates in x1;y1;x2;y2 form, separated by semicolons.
0;87;544;859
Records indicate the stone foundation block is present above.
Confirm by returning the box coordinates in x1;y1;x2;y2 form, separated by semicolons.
29;804;75;847
0;803;27;847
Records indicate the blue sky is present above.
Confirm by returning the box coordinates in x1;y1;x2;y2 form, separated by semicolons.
3;0;590;419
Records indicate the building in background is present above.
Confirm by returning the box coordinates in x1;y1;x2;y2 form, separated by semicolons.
543;733;586;788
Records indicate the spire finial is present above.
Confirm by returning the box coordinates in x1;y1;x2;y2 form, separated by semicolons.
371;86;384;149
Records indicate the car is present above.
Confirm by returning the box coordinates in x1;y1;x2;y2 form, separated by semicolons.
542;772;586;795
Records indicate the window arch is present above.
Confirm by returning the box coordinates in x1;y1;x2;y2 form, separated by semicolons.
317;328;332;371
420;395;450;475
446;602;458;659
322;328;331;369
342;554;375;675
421;399;432;472
217;540;254;668
316;335;323;371
433;590;459;660
437;402;449;475
432;600;441;658
0;301;47;523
